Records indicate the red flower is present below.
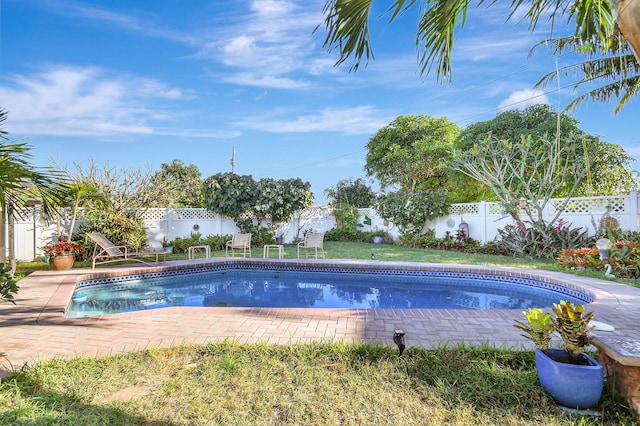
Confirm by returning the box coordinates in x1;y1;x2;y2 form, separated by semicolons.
43;237;86;257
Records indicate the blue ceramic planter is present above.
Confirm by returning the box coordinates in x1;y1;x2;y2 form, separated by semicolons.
535;348;604;409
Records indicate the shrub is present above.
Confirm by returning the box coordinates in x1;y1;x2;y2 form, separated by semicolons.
497;220;591;259
395;230;483;253
324;228;392;243
376;190;449;234
556;241;640;278
0;266;19;304
202;234;229;251
79;211;148;251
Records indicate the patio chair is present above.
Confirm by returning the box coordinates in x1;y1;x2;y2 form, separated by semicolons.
226;233;252;258
297;232;325;259
87;232;165;269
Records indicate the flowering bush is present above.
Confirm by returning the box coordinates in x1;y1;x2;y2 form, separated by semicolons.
43;237;86;258
556;241;640;278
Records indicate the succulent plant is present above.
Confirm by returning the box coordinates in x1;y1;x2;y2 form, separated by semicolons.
514;301;595;361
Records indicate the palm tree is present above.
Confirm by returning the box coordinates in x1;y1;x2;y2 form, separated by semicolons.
318;0;639;100
62;182;106;242
0;109;68;274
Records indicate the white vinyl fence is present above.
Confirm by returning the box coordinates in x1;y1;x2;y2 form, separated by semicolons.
3;193;638;262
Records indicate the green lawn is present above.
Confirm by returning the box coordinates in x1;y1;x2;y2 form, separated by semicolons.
17;241;559;276
4;242;636;424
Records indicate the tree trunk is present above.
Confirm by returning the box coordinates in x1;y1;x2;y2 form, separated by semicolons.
616;0;640;61
7;206;16;276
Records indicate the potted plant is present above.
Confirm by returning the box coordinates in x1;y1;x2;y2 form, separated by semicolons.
161;236;174;253
43;236;86;271
515;300;604;409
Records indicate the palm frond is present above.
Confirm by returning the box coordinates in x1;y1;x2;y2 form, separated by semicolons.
564;75;640;112
531;33;639;114
416;1;470;83
510;0;615;45
316;0;377;71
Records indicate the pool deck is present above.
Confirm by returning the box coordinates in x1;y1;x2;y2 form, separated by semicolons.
2;258;640;376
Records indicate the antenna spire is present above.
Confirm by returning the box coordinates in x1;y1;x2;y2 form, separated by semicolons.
230;146;235;173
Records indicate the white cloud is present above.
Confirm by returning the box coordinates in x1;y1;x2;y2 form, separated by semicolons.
44;0;199;45
237;106;394;135
0;66;201;137
222;72;309;89
498;88;548;110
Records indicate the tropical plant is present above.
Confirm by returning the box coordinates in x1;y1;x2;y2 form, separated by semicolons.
79;210;148;251
42;236;86;259
556;241;640;278
552;301;596;360
70;160;166;219
451;133;589;228
453;105;637;198
515;300;595;362
330;203;359;231
0;266;19;304
532;33;639;114
0;109;68;274
497;220;591;259
253;177;314;227
317;0;639;110
61;182;105;241
514;308;554;352
321;1;636;73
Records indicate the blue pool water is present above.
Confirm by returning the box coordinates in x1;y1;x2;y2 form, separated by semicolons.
65;267;590;318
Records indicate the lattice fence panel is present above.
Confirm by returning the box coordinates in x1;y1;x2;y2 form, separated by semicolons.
552;197;627;214
488;202;505;215
139;209;167;221
449;203;479;216
173;209;219;220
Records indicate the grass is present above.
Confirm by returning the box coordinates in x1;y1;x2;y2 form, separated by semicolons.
3;242;638;424
17;241;559;276
18;241;634;286
1;342;636;425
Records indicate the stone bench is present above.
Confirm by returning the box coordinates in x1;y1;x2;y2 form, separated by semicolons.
591;335;640;416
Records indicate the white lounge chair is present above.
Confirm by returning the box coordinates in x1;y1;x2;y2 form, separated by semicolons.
87;232;166;269
297;232;325;259
226;233;252;258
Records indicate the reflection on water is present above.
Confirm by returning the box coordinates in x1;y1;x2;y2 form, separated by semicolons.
66;270;586;318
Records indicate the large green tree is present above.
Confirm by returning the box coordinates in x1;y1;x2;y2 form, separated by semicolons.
365;115;460;192
203;173;313;231
203;173;259;221
318;0;639;110
451;133;589;227
69;161;169;249
324;177;377;207
253;177;314;226
152;160;204;208
453;104;637;200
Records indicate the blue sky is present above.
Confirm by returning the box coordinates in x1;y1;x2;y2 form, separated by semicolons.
1;0;639;205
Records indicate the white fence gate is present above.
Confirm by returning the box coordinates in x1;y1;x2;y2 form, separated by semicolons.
3;193;638;262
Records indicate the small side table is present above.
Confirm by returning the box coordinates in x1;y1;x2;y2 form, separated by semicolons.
263;244;284;259
188;245;211;260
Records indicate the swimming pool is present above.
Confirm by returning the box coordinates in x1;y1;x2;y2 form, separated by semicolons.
65;260;592;318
